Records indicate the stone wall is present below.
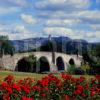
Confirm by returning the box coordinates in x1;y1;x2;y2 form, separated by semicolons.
0;58;3;68
0;55;15;70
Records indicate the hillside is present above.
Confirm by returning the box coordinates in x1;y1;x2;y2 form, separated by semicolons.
11;36;99;54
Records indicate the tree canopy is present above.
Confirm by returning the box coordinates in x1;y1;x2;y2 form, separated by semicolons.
92;44;100;57
0;35;15;57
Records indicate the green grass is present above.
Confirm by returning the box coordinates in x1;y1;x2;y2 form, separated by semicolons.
0;71;94;82
0;71;47;82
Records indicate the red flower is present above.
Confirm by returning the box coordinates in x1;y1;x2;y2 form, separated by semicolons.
85;84;89;89
3;93;10;100
32;85;41;92
6;87;12;94
76;85;84;91
91;91;96;97
82;93;87;97
21;85;30;94
21;96;33;100
61;73;71;80
12;83;21;91
95;75;100;81
44;87;49;92
4;75;14;83
1;82;8;87
0;74;100;100
65;95;69;100
79;76;86;82
74;85;84;95
24;88;30;94
74;89;82;95
18;79;23;84
40;93;45;97
38;78;49;86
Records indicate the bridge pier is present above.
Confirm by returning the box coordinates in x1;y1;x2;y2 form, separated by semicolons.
50;62;58;72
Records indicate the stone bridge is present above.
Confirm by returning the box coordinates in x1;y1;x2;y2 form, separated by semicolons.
0;52;82;72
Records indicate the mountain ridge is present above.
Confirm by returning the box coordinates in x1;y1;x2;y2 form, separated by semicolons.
10;36;100;53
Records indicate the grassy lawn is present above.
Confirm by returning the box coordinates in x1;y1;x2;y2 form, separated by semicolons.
0;71;47;82
0;71;94;82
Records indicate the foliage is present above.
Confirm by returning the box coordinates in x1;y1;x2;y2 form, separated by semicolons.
0;74;100;100
68;58;85;75
82;45;100;74
68;59;76;75
67;65;76;75
92;44;100;57
36;40;53;52
0;35;15;57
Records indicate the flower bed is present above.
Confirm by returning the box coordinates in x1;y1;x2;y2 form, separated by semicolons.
0;74;100;100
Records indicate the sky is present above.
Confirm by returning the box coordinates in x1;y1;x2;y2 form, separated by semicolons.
0;0;100;42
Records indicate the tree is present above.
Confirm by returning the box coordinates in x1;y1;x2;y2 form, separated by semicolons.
92;44;100;57
82;44;100;74
0;35;15;57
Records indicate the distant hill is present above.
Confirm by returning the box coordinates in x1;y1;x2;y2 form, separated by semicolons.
11;36;100;54
11;37;48;52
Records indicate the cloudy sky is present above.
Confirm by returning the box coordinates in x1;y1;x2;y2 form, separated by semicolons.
0;0;100;42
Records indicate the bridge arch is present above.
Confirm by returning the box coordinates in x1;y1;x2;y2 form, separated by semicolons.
15;57;32;72
37;56;50;73
56;56;65;71
69;58;75;65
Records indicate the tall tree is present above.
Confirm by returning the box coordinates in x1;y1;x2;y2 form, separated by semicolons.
0;35;15;57
92;44;100;57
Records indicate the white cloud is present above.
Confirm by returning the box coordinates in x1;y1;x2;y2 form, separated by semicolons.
10;33;37;40
85;32;95;38
0;24;6;31
9;0;27;7
38;10;100;21
0;7;20;15
77;31;100;41
77;10;100;20
0;0;28;7
0;24;40;40
45;19;81;26
21;14;37;25
49;0;66;3
35;0;90;11
42;26;100;42
0;31;38;40
90;24;100;30
15;24;30;34
85;31;100;42
38;10;100;30
43;27;74;37
95;31;100;38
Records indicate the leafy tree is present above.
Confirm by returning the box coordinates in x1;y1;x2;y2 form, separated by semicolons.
0;35;15;57
82;45;100;74
92;44;100;57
